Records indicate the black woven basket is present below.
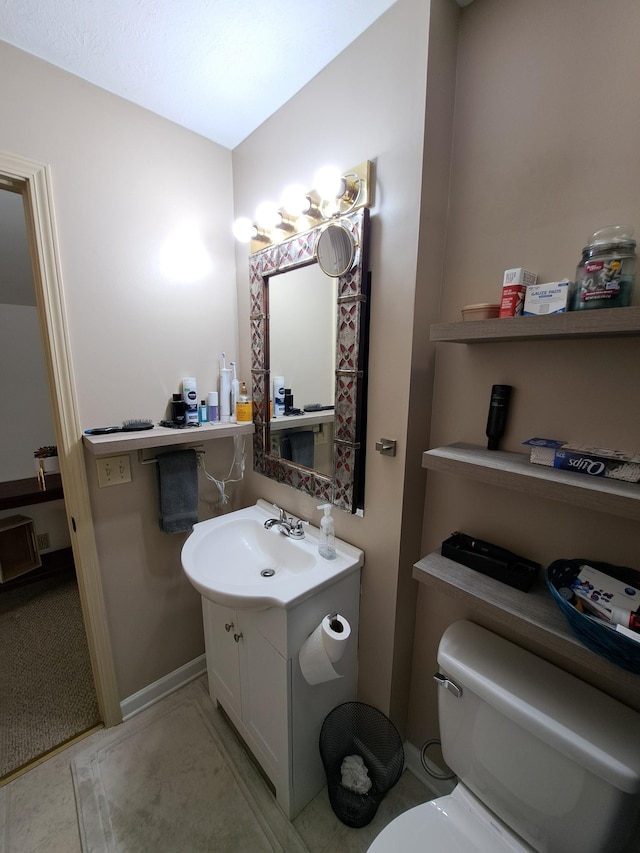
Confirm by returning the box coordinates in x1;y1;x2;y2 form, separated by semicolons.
319;701;404;828
546;559;640;674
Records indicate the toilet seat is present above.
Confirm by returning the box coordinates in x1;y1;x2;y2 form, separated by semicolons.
367;785;534;853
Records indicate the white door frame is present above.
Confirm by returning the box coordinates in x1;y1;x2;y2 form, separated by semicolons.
1;151;121;726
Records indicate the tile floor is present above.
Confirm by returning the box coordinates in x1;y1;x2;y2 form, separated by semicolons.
0;682;431;853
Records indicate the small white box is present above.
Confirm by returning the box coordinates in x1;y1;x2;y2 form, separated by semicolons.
503;268;537;287
499;269;537;317
523;280;571;315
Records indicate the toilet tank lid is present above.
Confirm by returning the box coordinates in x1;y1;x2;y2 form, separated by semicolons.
438;621;640;794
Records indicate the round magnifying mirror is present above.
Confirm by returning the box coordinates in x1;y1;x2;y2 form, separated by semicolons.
316;224;356;277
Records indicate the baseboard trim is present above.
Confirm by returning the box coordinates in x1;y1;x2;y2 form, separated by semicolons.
120;655;207;721
403;741;456;800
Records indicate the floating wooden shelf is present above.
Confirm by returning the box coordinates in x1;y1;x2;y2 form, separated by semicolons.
269;410;334;433
0;473;63;511
82;421;255;456
422;443;640;521
413;552;640;700
430;305;640;344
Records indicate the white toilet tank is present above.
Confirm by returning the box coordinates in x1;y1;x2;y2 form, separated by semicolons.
437;622;640;853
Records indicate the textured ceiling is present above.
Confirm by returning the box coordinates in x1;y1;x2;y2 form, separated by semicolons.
0;0;400;149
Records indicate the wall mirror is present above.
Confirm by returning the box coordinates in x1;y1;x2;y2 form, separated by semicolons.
249;207;371;513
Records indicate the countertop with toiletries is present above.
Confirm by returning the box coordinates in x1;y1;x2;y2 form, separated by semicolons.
269;409;334;431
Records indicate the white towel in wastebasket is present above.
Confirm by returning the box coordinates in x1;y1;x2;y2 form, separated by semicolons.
341;754;372;794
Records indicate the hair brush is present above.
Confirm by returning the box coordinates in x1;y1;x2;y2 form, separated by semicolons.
84;419;154;435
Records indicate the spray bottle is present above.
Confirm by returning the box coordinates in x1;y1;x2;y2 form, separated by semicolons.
219;353;232;423
317;504;336;560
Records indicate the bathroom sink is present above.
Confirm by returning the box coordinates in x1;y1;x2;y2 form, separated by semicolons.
181;499;364;610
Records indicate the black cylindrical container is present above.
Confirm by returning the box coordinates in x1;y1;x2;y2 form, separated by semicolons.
486;384;512;451
171;393;187;424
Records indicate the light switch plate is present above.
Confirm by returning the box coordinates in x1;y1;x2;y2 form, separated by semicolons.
96;454;132;487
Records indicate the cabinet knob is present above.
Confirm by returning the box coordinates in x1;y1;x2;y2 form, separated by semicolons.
224;622;234;632
233;632;243;643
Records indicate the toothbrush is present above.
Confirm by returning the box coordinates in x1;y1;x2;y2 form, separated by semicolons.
230;361;239;423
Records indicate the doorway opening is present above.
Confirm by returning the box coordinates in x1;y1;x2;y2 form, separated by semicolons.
0;152;120;777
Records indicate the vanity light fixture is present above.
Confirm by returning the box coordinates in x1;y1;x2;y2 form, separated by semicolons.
336;172;363;213
232;160;372;252
275;210;297;232
298;190;323;220
251;225;272;243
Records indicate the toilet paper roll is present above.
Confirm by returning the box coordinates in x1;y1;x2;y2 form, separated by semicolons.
299;613;351;686
321;614;351;662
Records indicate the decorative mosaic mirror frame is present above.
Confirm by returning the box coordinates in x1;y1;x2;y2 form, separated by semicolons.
249;207;371;513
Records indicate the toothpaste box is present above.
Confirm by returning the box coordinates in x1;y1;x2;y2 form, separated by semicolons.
523;280;571;316
554;444;640;482
499;268;537;318
522;438;640;482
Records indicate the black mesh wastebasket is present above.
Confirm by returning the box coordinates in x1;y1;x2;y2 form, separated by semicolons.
319;701;404;828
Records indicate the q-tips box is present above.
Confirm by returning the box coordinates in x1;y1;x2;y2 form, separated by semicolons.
523;438;640;482
523;280;571;315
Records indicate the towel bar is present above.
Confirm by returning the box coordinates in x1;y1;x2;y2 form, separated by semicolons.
138;447;205;465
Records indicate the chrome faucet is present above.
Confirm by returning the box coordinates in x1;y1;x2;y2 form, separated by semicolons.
264;505;306;539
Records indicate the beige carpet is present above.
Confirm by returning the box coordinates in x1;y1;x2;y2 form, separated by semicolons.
0;572;100;778
71;680;309;853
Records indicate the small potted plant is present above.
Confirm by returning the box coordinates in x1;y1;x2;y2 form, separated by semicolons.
34;445;59;475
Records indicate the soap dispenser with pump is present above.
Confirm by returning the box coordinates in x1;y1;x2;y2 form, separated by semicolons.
317;504;336;560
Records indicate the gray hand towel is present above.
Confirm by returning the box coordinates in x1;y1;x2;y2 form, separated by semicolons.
286;431;315;468
157;449;198;533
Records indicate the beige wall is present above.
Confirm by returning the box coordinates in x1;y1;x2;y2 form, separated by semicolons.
232;0;459;731
0;41;241;700
408;0;640;747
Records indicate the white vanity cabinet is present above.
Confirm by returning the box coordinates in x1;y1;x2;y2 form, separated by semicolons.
202;601;289;797
201;568;361;819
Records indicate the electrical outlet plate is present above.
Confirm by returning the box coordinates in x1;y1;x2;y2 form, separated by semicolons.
314;425;328;445
96;454;132;487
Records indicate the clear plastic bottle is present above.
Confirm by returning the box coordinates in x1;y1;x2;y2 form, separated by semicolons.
317;504;336;560
235;381;253;423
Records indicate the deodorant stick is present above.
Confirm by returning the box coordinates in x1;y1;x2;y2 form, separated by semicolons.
273;375;285;417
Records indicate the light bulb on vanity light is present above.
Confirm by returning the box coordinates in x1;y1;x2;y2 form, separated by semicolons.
313;165;343;200
280;184;309;218
254;201;280;231
232;217;255;243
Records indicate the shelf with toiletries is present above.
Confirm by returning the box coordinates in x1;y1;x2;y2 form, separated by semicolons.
82;421;254;456
422;443;640;521
412;551;639;696
269;410;334;432
430;304;640;344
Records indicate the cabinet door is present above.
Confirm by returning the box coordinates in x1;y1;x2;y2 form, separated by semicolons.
202;600;241;719
239;611;290;783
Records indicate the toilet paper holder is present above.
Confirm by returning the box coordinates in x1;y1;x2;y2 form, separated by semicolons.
327;613;343;632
